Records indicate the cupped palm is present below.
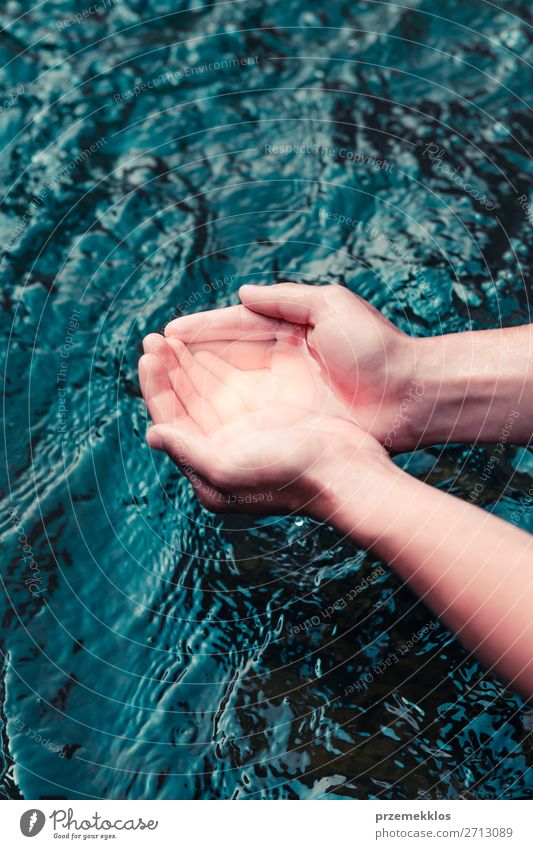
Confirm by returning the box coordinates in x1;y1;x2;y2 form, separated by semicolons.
138;313;383;513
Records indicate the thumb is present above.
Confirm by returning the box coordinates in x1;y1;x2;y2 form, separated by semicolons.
239;282;325;325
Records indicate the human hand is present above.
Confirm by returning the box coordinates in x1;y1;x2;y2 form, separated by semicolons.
165;283;418;451
138;326;389;517
238;284;533;449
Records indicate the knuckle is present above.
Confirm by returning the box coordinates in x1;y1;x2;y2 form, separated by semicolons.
328;284;350;304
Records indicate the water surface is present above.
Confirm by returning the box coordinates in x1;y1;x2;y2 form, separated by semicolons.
1;0;532;799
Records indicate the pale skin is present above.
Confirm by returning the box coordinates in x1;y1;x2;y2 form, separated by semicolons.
139;283;533;698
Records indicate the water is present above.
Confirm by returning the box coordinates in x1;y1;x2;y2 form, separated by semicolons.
1;0;532;800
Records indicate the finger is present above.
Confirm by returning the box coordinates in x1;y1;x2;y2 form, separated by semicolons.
147;425;236;490
165;304;287;342
144;336;221;433
138;353;186;424
142;333;184;378
142;332;167;355
166;337;246;420
239;282;328;325
168;346;223;434
193;349;269;411
188;339;274;370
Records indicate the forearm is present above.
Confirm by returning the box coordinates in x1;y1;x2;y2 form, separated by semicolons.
404;325;533;447
316;456;533;698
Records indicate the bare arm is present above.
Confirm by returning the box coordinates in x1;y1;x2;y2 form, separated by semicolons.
143;294;533;698
408;325;533;447
317;450;533;699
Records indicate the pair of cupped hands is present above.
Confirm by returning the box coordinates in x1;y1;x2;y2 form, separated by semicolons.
139;283;417;520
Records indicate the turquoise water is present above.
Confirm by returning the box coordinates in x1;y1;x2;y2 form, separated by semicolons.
1;0;532;800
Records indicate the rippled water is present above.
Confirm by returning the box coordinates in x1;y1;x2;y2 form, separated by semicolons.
1;0;532;800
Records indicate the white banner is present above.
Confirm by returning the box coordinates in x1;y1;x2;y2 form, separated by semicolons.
1;800;532;848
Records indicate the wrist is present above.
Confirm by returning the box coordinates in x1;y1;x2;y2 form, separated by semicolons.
307;434;407;547
378;330;506;450
407;330;520;447
376;332;427;452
